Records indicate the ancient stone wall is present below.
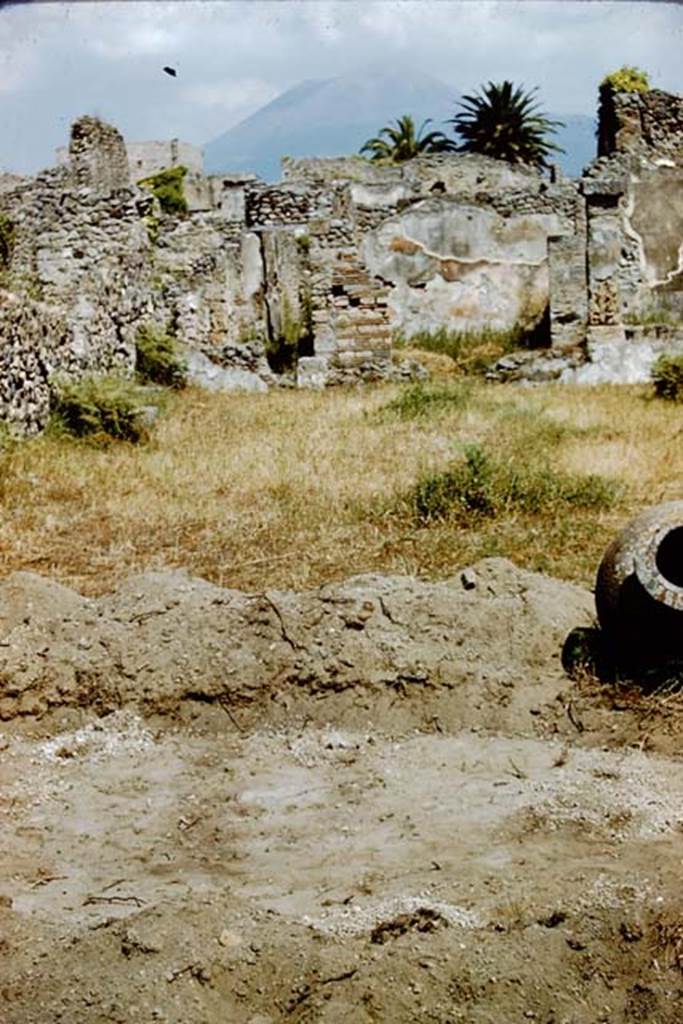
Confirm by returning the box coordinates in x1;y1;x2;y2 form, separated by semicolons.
58;138;204;182
0;112;283;428
68;116;130;193
281;153;543;195
0;173;30;195
5;93;683;428
127;139;203;180
245;180;351;228
0;294;71;433
362;195;575;340
5;167;152;346
0;162;156;431
282;154;584;348
151;216;245;349
582;86;683;342
207;174;261;219
599;89;683;164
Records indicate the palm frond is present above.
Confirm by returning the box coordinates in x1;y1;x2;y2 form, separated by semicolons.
449;80;564;167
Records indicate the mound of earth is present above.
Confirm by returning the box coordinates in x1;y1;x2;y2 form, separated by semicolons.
2;560;683;1023
0;557;592;732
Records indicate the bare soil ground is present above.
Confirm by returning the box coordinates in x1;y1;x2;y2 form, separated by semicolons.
2;558;683;1023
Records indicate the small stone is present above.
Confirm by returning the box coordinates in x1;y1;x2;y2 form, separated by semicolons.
219;928;242;948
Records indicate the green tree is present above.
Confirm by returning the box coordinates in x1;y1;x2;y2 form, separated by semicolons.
449;81;564;168
360;114;455;162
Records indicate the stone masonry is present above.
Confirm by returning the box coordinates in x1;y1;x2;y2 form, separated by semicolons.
68;116;130;194
2;86;683;430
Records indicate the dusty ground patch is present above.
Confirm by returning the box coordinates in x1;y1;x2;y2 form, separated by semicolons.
2;560;683;1022
3;714;683;1023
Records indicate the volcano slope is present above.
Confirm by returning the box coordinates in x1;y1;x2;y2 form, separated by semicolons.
2;557;683;1023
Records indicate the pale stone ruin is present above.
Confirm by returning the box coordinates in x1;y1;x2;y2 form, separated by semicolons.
0;87;683;432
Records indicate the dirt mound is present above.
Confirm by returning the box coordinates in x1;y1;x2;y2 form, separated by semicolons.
0;557;592;732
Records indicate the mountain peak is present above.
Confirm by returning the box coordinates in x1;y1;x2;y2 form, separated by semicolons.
204;69;595;181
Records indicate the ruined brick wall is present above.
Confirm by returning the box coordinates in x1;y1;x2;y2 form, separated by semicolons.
598;89;683;164
68;116;130;192
281;153;543;194
0;160;153;430
9;96;683;422
0;173;30;195
585;87;683;334
0;294;71;433
361;188;582;342
5;167;152;346
315;251;392;371
245;181;351;228
151;214;263;356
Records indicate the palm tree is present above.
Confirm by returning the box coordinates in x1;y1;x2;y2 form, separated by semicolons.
449;81;564;168
360;114;456;163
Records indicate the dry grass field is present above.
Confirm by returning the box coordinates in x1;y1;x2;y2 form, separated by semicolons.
0;374;680;596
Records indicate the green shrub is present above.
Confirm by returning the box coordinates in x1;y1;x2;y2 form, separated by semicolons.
51;376;156;444
378;380;473;420
135;324;187;389
410;444;618;524
651;353;683;401
138;166;188;216
601;66;650;93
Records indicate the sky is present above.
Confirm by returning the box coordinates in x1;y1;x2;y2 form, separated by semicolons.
1;0;682;174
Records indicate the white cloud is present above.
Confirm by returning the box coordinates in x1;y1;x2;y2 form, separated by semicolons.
181;78;279;124
89;23;181;61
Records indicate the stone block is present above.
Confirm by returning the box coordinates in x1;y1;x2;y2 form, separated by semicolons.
296;355;329;389
587;325;626;345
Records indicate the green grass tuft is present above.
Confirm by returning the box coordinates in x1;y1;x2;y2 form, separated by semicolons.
377;380;473;420
50;375;159;445
624;307;682;327
409;443;619;524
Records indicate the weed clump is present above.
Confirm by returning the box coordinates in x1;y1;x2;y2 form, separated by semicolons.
378;380;473;420
623;306;681;327
138;166;188;217
51;376;157;444
651;353;683;402
601;66;650;93
135;324;187;389
397;325;526;375
410;444;618;523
